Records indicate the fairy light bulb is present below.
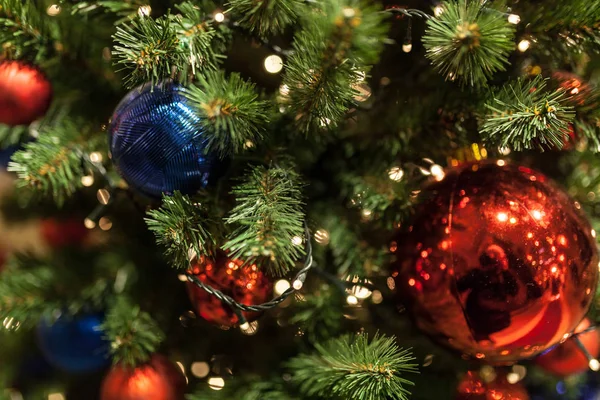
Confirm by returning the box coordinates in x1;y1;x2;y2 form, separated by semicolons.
214;12;225;22
507;14;520;24
518;39;531;52
47;5;61;16
137;5;151;17
388;166;404;182
264;55;283;74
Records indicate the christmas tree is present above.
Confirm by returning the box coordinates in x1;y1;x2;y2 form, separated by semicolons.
1;0;600;399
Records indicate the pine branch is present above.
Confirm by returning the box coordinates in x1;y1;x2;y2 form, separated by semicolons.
189;376;299;400
72;0;146;22
0;0;52;60
422;0;515;88
224;165;305;277
481;76;575;151
112;14;188;89
184;71;270;157
287;333;418;400
288;287;345;342
0;265;57;328
282;0;388;134
227;0;303;38
174;1;226;74
7;120;101;206
102;297;165;368
145;191;217;269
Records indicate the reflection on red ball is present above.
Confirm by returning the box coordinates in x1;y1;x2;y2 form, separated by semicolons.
187;251;273;327
456;370;529;400
40;218;89;248
100;354;186;400
0;61;52;126
536;318;600;377
389;161;599;364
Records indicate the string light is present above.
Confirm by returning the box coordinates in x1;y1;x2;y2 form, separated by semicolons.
47;5;61;16
346;295;358;305
239;322;250;331
178;274;188;282
589;359;600;371
137;5;152;17
279;84;290;96
291;236;303;246
292;279;303;290
191;362;210;378
81;175;94;187
430;164;445;181
84;218;96;229
518;39;531;52
507;14;521;24
314;229;330;245
434;4;444;17
99;217;113;231
275;279;291;295
240;320;259;335
264;55;283;74
97;188;111;205
208;377;225;390
388;166;404;182
402;43;412;53
89;152;103;163
214;12;225;22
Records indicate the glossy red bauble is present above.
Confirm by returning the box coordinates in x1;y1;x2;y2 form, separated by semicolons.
536;318;600;377
0;61;52;126
40;218;89;248
100;354;186;400
187;251;273;327
456;371;529;400
389;161;599;364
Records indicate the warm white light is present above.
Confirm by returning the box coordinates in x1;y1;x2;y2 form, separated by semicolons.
47;5;61;16
314;229;330;245
191;362;210;378
138;5;152;17
497;212;509;222
48;394;65;400
518;39;531;52
342;7;356;18
99;217;113;231
208;377;225;390
361;209;373;218
499;146;511;155
292;279;303;290
178;274;188;282
81;175;94;187
264;55;283;74
214;12;225;22
346;295;358;305
84;218;96;229
507;14;521;24
388;166;404;182
434;5;444;17
279;84;290;96
402;43;412;53
590;359;600;371
275;279;291;295
176;361;185;373
496;160;506;167
97;188;111;205
89;152;103;163
430;164;445;181
239;322;250;331
372;290;383;304
506;372;520;384
532;210;542;220
592;229;597;238
291;236;303;246
240;320;259;335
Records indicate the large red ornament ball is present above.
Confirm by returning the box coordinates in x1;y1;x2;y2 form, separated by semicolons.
100;354;186;400
187;251;274;327
456;370;529;400
0;61;52;126
389;161;599;364
40;218;89;248
536;318;600;376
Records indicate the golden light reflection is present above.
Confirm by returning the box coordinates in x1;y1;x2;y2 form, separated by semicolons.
497;212;508;222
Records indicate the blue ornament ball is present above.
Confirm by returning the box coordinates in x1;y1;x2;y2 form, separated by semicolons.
109;81;219;198
37;312;110;373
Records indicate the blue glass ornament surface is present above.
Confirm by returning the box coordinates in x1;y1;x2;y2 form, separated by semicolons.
109;81;217;198
37;312;110;373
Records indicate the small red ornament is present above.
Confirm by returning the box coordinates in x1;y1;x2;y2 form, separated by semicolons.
552;71;593;108
389;161;599;364
536;318;600;377
456;370;529;400
0;61;52;126
187;251;273;327
100;354;186;400
40;218;89;248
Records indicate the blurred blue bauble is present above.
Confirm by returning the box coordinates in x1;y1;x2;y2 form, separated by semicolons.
37;312;110;373
109;81;219;199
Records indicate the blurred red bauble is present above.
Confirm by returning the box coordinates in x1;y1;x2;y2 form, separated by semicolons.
0;61;52;126
552;71;593;108
389;161;599;364
187;251;273;327
40;218;89;248
536;318;600;376
456;370;529;400
100;354;186;400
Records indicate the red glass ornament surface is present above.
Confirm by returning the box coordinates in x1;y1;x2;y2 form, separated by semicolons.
187;251;273;326
456;371;529;400
389;161;599;364
40;218;89;248
536;318;600;376
0;61;52;126
100;354;186;400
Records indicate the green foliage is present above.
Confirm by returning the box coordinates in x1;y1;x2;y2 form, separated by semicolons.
481;76;575;151
102;297;165;368
185;71;270;157
228;0;303;37
282;0;388;133
287;333;418;400
224;165;305;276
0;0;52;60
422;0;515;88
7;120;102;206
72;1;146;22
189;377;298;400
145;191;217;269
112;14;188;88
288;287;345;342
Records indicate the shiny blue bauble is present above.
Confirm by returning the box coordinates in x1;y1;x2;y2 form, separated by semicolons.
37;312;110;373
109;81;219;199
